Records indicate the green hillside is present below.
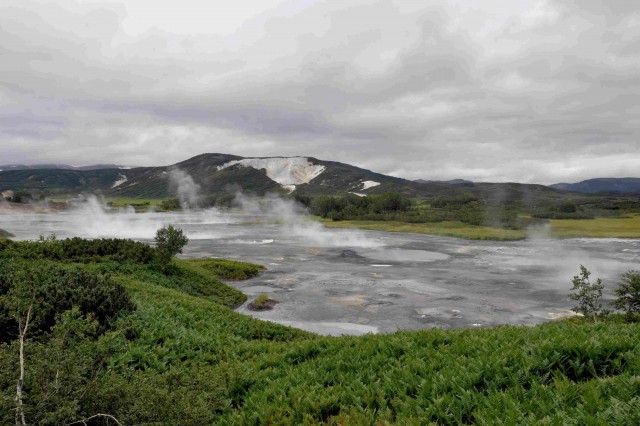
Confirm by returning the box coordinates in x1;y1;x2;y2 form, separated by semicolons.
0;153;564;202
0;168;123;194
2;154;639;227
1;237;639;425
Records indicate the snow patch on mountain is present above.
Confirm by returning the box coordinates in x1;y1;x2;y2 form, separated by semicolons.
217;157;326;190
111;173;128;189
361;181;380;190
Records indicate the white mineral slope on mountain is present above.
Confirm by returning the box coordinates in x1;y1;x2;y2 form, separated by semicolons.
217;157;326;190
361;181;380;190
111;173;128;188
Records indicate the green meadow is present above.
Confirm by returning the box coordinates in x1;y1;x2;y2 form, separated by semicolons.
321;215;640;240
320;219;528;241
549;214;640;239
1;237;639;425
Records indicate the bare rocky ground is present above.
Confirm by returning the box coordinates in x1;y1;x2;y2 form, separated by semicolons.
184;223;640;335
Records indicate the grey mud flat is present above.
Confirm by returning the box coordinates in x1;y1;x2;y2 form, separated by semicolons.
2;209;639;336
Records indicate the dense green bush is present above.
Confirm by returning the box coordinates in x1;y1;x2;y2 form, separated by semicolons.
0;259;135;343
155;225;188;272
309;193;413;220
614;270;640;317
190;258;263;280
160;198;181;210
532;199;595;220
0;236;156;264
305;192;537;229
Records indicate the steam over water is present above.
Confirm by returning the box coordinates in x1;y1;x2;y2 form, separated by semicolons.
1;197;639;335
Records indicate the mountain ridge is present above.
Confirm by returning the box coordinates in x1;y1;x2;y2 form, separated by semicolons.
0;153;605;206
550;178;640;194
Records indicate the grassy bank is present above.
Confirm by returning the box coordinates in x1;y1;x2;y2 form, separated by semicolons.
550;214;640;238
106;197;164;212
320;215;640;240
1;238;639;424
320;219;528;240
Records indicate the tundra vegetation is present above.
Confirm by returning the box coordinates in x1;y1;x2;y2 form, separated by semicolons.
306;193;640;239
5;178;640;239
0;236;639;424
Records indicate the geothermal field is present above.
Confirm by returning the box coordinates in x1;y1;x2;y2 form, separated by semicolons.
2;198;639;335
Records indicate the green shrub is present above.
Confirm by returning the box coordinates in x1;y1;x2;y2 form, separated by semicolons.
160;198;181;210
155;225;188;272
0;237;156;264
190;258;263;280
0;259;135;343
614;270;640;317
253;293;269;308
569;265;606;321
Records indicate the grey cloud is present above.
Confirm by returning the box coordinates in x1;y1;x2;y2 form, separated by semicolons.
0;0;639;183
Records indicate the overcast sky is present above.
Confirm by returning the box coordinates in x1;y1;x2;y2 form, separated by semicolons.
1;0;639;183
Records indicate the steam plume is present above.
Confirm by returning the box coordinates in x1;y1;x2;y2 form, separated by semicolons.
168;168;201;209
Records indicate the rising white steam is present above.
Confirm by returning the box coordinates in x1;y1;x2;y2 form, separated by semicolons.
168;167;201;209
234;193;384;248
19;196;234;240
71;196;165;239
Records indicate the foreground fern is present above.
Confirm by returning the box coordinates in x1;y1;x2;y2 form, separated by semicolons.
0;238;639;425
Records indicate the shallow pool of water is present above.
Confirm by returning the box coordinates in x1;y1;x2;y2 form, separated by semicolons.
2;206;638;335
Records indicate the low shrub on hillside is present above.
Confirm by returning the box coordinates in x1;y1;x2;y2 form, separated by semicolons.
0;236;156;264
190;258;263;280
0;259;136;343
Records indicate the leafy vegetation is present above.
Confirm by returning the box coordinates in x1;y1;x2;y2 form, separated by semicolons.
549;214;640;238
531;199;594;219
321;219;528;240
106;197;160;212
614;271;640;318
154;225;188;272
0;236;157;264
0;259;135;343
189;258;264;280
4;189;32;203
1;237;639;424
569;265;606;321
248;293;275;311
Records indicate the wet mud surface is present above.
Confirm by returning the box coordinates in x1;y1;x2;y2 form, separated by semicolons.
3;210;639;335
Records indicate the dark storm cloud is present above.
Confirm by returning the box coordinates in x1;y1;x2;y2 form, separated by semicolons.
0;0;638;183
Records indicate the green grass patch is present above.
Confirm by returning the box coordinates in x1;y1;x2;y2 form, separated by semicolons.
550;214;640;238
188;258;264;280
106;197;163;212
84;259;248;308
320;219;527;240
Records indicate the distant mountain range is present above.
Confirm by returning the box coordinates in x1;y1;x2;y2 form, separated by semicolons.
550;178;640;194
0;163;126;172
1;154;635;206
414;179;474;185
